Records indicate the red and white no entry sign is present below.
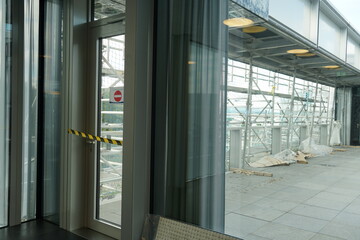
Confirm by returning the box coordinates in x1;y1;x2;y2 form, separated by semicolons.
110;87;124;103
114;90;122;102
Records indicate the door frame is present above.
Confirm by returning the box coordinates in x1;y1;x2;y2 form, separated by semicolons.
61;1;153;239
86;15;125;239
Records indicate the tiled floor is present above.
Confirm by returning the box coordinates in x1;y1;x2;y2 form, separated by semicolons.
0;220;86;240
225;146;360;240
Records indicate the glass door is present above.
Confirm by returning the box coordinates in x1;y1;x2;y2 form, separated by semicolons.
87;19;125;238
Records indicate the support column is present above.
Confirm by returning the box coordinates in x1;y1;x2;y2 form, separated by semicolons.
229;129;242;169
286;70;296;149
320;124;328;145
300;125;308;143
271;127;281;154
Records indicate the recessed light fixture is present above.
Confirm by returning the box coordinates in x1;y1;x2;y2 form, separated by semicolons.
287;49;309;54
322;65;340;69
242;26;267;33
188;61;196;65
296;53;316;57
223;17;254;28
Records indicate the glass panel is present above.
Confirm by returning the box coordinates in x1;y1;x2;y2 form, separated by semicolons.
269;0;311;37
21;0;39;222
92;0;126;21
97;35;125;226
0;0;11;228
42;0;63;224
319;12;341;57
347;37;356;66
153;0;227;232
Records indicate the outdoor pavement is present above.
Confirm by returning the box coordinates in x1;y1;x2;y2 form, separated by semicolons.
225;146;360;240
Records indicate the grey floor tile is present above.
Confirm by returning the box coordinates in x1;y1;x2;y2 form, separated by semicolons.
343;201;360;215
225;213;268;239
253;197;298;212
305;196;351;211
273;213;328;232
324;187;360;198
253;222;316;240
233;204;286;221
310;234;344;240
244;234;272;240
332;211;360;227
290;204;339;221
320;222;360;240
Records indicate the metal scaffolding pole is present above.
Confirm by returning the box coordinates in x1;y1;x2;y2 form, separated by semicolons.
242;56;253;167
328;84;337;145
286;69;296;149
309;78;319;142
271;72;276;127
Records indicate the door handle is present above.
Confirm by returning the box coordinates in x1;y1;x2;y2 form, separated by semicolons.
86;139;96;144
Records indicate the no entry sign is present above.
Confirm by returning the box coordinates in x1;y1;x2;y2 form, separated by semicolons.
110;87;124;103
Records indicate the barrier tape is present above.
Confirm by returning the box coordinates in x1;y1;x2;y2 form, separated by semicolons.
68;128;123;146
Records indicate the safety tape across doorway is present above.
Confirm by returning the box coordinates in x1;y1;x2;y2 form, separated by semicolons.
68;128;123;146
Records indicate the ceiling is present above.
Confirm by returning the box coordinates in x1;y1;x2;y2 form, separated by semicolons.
227;13;360;87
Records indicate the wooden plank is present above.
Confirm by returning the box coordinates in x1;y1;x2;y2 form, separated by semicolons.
231;168;273;177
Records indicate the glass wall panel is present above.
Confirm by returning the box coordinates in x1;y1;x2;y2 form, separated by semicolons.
21;0;39;222
269;0;311;38
319;12;341;57
92;0;125;20
41;0;63;224
0;0;11;228
153;0;227;233
97;35;125;226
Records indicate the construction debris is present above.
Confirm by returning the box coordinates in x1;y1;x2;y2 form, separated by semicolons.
232;168;273;177
295;151;308;164
333;148;348;152
249;149;296;168
299;138;333;156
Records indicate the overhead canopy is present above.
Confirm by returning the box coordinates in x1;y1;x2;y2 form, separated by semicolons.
227;10;360;87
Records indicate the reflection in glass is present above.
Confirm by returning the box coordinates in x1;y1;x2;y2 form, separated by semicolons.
42;0;63;224
97;35;125;226
21;0;39;222
0;0;11;228
92;0;125;20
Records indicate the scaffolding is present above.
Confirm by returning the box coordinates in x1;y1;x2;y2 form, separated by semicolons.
227;59;335;170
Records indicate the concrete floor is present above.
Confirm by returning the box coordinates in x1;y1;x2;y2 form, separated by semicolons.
225;146;360;240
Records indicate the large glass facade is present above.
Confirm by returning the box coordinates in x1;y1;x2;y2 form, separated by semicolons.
21;0;39;222
153;0;227;233
0;0;11;228
41;0;63;224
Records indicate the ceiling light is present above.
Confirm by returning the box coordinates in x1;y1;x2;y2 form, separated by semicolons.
296;53;316;57
188;61;196;65
223;18;254;28
287;49;309;54
322;65;340;69
242;26;267;33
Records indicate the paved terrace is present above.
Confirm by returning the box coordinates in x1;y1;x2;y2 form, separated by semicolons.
225;146;360;240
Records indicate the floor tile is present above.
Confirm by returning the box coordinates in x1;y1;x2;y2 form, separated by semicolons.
290;204;339;221
273;213;328;232
234;204;285;221
310;234;344;240
320;222;360;240
253;222;316;240
225;213;268;239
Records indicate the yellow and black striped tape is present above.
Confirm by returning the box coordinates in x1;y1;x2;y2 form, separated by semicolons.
68;128;123;146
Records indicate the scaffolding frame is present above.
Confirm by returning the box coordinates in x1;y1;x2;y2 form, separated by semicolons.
227;59;335;169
